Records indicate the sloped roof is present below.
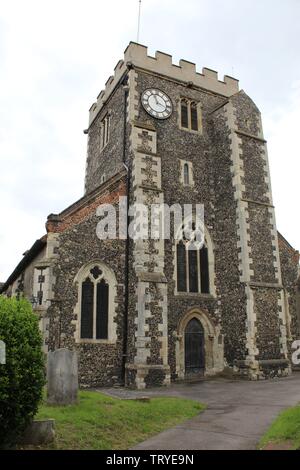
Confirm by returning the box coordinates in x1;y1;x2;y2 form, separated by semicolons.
0;237;47;294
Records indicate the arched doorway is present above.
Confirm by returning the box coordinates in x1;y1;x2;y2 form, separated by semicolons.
185;318;205;376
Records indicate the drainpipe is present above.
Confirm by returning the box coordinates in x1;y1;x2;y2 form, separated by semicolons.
121;76;130;385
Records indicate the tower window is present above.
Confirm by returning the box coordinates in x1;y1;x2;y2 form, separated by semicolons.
177;241;187;292
200;246;209;293
188;247;199;292
100;114;110;150
183;163;189;185
190;102;198;131
179;98;202;133
180;160;194;186
176;228;210;294
181;100;189;128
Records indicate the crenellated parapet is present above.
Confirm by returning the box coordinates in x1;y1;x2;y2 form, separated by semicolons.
89;59;126;125
89;42;239;126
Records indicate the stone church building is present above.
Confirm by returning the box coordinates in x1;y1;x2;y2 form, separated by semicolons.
1;43;299;389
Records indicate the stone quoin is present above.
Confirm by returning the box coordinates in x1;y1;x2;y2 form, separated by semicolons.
1;42;299;389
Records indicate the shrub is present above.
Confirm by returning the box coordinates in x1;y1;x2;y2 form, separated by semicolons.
0;296;45;448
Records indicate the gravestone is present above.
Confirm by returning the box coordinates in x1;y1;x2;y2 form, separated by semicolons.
47;348;78;405
20;419;55;445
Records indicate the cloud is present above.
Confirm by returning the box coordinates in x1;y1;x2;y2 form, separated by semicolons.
264;81;300;249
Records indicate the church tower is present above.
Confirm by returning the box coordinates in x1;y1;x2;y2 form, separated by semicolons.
84;42;290;388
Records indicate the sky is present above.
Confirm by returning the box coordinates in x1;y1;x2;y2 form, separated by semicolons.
0;0;299;281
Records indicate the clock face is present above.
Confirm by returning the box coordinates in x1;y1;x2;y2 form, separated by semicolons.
141;89;173;119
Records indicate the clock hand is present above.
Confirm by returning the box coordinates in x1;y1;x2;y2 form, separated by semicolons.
155;97;165;108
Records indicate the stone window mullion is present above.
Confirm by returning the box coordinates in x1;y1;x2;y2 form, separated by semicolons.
93;279;97;340
186;245;190;292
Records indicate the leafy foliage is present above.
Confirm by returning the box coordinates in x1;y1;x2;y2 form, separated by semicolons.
0;296;45;448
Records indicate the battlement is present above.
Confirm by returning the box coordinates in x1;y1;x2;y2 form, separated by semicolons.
89;42;239;125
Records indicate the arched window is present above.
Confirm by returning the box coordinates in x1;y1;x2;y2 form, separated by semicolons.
74;262;117;342
100;114;110;150
179;99;202;133
80;266;109;339
176;224;211;294
183;163;189;185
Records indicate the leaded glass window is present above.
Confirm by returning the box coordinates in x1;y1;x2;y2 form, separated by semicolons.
80;266;109;340
176;228;210;294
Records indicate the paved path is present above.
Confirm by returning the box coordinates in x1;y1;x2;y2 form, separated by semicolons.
101;373;300;450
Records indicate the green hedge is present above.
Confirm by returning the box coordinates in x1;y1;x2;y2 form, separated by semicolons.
0;296;45;448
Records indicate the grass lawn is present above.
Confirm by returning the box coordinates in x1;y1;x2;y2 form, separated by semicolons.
259;404;300;450
23;390;204;450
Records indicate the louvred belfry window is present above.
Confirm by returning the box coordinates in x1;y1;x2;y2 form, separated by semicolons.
181;100;189;128
80;266;109;340
180;98;201;133
190;102;198;131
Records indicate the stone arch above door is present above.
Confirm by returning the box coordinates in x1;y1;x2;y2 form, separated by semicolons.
175;308;224;379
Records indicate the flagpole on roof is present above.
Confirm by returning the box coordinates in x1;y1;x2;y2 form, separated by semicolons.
137;0;142;43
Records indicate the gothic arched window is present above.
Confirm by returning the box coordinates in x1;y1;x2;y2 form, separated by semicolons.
183;163;189;185
78;264;115;341
176;224;211;294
